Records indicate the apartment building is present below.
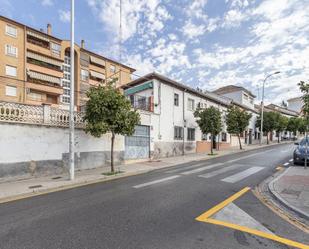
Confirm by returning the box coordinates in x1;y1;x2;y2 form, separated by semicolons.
287;97;303;114
122;72;234;159
0;16;135;110
213;85;259;144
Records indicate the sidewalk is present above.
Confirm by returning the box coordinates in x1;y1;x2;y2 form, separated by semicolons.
0;141;290;204
269;166;309;220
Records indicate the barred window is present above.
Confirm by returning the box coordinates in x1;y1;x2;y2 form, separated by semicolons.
174;126;183;140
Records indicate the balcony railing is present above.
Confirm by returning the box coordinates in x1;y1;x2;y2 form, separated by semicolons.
0;101;84;128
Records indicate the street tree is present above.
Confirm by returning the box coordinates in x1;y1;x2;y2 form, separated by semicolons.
256;111;278;144
84;82;140;172
274;113;288;143
226;106;252;150
286;117;300;139
194;106;222;155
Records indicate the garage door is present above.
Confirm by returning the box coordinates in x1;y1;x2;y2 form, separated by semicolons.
125;125;150;159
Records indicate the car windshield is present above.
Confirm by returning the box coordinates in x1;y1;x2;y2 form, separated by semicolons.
300;138;309;146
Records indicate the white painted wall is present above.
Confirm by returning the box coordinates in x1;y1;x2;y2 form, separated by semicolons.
288;99;303;113
0;123;124;163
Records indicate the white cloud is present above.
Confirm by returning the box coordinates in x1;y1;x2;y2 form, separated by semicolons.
41;0;53;6
58;10;70;23
87;0;171;42
183;20;205;39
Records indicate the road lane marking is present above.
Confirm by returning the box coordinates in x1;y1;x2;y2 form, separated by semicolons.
165;162;208;174
225;150;272;163
221;167;264;183
181;163;223;175
133;175;180;188
289;159;293;162
198;164;246;179
196;187;309;249
283;162;289;166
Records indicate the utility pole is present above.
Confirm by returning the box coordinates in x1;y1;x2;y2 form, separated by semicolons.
259;71;280;145
69;0;75;180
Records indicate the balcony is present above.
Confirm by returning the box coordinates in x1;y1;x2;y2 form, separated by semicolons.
26;81;63;95
27;63;63;78
130;95;154;112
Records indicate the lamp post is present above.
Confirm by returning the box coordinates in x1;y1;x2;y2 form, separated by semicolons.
69;0;75;180
259;71;281;145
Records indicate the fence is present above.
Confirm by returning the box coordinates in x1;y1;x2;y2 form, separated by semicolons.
0;101;84;128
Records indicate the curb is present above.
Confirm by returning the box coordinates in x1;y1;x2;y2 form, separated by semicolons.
0;141;294;205
268;167;309;221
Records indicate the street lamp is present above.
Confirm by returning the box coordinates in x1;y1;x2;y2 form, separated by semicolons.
259;71;281;145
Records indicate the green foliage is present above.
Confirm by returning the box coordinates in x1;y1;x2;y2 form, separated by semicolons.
297;118;307;134
275;114;289;133
194;106;222;154
84;83;140;137
298;80;309;117
286;117;300;134
256;111;278;133
226;106;252;149
84;82;140;171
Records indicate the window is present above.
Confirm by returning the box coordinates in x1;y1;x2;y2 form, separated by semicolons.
51;42;61;56
221;132;227;142
110;64;116;73
187;128;195;141
28;90;43;101
5;85;17;97
187;98;195;111
174;93;179;106
202;133;208;140
5;25;17;37
5;65;17;77
243;93;249;101
5;44;18;57
81;69;89;81
174;126;183;140
249;97;253;104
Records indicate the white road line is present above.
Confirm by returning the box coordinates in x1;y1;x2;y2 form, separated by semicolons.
165;162;207;174
221;166;264;183
181;163;223;175
133;175;180;189
289;159;293;162
225;150;272;163
283;162;289;166
198;164;246;179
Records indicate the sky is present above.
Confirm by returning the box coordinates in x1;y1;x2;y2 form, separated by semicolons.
1;0;308;105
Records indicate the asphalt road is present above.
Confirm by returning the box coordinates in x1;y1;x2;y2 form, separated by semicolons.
0;143;308;249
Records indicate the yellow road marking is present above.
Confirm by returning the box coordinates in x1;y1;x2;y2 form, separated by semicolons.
276;166;283;171
196;186;250;222
195;187;309;249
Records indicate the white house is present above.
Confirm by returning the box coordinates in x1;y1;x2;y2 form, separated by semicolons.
287;97;303;114
122;72;233;159
213;85;260;145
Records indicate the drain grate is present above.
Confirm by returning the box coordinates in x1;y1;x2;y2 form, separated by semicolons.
28;184;42;189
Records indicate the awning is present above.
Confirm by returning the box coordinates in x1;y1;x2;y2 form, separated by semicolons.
90;70;105;80
27;30;50;42
90;56;105;66
124;81;153;96
27;51;63;67
27;70;61;85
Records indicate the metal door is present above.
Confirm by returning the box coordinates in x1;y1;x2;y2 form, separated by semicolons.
125;125;150;159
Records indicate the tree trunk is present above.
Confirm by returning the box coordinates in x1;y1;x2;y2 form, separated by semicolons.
266;132;269;144
110;132;115;172
238;133;242;150
278;132;280;143
210;134;213;155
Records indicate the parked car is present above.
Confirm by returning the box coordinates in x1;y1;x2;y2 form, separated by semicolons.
293;138;309;165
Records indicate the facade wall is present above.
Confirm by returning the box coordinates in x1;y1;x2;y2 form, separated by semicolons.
129;79;231;159
0;122;124;180
288;99;302;113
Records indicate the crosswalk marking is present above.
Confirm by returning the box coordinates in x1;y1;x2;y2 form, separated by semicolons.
181;163;223;175
225;151;268;163
198;164;246;179
221;167;264;183
165;162;208;174
133;175;180;188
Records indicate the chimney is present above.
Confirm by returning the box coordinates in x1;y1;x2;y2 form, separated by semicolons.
81;39;85;49
47;23;52;35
